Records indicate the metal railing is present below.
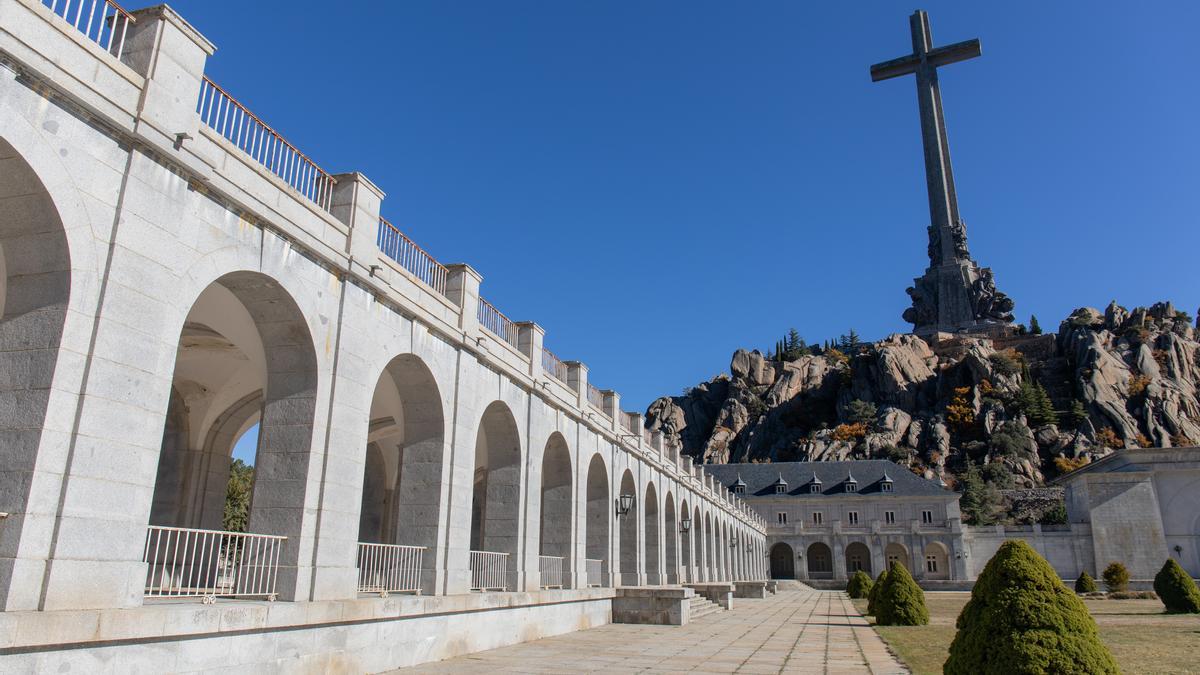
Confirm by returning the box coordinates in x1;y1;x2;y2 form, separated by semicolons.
585;558;603;587
376;217;450;296
586;383;607;415
42;0;134;60
143;525;285;602
539;555;564;589
197;77;336;211
469;550;509;591
542;347;568;384
478;297;520;349
356;543;425;596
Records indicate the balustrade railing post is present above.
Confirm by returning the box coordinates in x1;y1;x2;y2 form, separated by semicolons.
445;264;482;341
123;6;215;160
604;391;621;434
565;361;588;411
515;322;545;381
331;172;385;271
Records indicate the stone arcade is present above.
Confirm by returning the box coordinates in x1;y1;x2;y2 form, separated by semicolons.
0;1;766;670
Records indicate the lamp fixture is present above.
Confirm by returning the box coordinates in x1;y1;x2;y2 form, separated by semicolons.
615;493;634;517
680;516;692;533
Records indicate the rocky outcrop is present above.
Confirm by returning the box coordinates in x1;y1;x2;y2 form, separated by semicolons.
644;301;1200;487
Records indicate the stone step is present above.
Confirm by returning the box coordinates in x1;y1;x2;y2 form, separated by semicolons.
687;595;723;620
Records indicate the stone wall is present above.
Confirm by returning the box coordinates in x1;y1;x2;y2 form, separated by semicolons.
963;524;1094;580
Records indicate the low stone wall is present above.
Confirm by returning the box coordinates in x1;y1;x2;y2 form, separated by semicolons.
612;587;693;625
964;523;1094;580
734;581;768;599
0;589;615;672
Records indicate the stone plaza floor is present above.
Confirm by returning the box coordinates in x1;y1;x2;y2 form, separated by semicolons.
393;588;907;674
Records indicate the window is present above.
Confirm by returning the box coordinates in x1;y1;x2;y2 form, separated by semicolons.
848;553;865;572
884;511;896;525
926;555;938;573
733;485;745;494
847;511;859;525
921;510;934;525
812;512;823;525
775;483;787;494
846;482;857;493
809;484;821;494
881;481;893;493
777;512;788;525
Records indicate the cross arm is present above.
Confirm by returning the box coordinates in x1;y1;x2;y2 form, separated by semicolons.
870;54;919;82
926;39;981;68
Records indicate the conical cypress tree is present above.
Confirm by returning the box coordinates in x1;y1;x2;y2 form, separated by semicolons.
866;568;888;616
1153;558;1200;613
846;570;873;599
1074;571;1097;594
876;562;928;626
944;540;1118;674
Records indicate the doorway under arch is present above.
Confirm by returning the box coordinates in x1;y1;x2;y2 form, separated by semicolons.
770;542;795;579
845;542;872;576
806;542;833;579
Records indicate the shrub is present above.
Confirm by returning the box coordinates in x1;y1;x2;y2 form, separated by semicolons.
831;422;867;442
1171;433;1195;447
944;540;1118;675
989;350;1022;377
1153;558;1200;613
1074;571;1097;594
845;399;877;426
1135;432;1152;448
1128;374;1151;397
846;570;873;599
1096;427;1122;449
990;421;1030;459
875;562;928;626
946;386;976;431
1054;455;1089;475
866;568;888;616
1108;591;1157;600
1102;562;1130;592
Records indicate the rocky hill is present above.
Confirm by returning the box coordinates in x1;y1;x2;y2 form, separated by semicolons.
644;301;1199;489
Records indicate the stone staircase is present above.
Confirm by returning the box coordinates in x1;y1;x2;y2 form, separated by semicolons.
688;594;724;620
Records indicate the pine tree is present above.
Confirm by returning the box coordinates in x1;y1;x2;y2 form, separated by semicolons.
867;568;889;616
959;461;1001;526
1074;571;1097;594
846;570;873;599
1102;562;1130;592
1030;314;1043;334
1067;399;1089;429
945;540;1118;674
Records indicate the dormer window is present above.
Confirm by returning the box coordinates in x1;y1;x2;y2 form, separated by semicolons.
845;471;858;493
773;473;788;494
880;470;894;492
731;474;747;495
808;471;822;494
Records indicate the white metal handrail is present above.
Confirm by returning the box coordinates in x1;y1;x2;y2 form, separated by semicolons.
197;77;336;211
356;542;425;596
542;347;568;384
539;555;564;589
469;550;509;591
42;0;134;60
376;217;450;296
143;525;285;602
585;558;603;587
479;297;520;349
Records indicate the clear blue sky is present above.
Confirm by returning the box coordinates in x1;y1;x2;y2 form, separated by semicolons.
185;2;1200;463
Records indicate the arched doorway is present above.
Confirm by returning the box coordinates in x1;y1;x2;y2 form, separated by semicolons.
679;499;692;583
807;542;833;579
664;492;678;584
923;542;950;580
471;401;523;590
539;434;573;588
584;454;609;587
618;470;638;585
149;272;320;600
885;542;909;571
770;542;795;579
845;542;872;576
644;482;661;584
357;354;445;593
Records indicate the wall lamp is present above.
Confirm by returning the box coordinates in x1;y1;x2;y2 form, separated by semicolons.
730;535;739;548
615;493;634;517
680;516;692;533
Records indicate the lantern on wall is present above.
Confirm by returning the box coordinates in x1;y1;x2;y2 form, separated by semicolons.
680;516;691;533
615;493;634;516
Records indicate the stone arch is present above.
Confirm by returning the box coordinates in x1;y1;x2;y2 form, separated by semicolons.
806;541;833;579
923;541;950;580
358;352;446;591
148;271;320;599
618;469;638;585
539;432;573;586
679;498;692;583
845;541;872;576
584;453;609;585
0;136;73;597
771;542;795;579
470;400;524;587
694;505;705;581
885;542;909;571
663;491;678;584
704;512;713;582
644;481;661;583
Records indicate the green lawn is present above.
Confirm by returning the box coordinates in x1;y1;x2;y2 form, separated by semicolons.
853;593;1200;674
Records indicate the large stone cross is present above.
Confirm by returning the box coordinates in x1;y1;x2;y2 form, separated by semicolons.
871;10;980;266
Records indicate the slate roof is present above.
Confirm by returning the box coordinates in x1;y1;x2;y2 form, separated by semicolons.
702;461;952;497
